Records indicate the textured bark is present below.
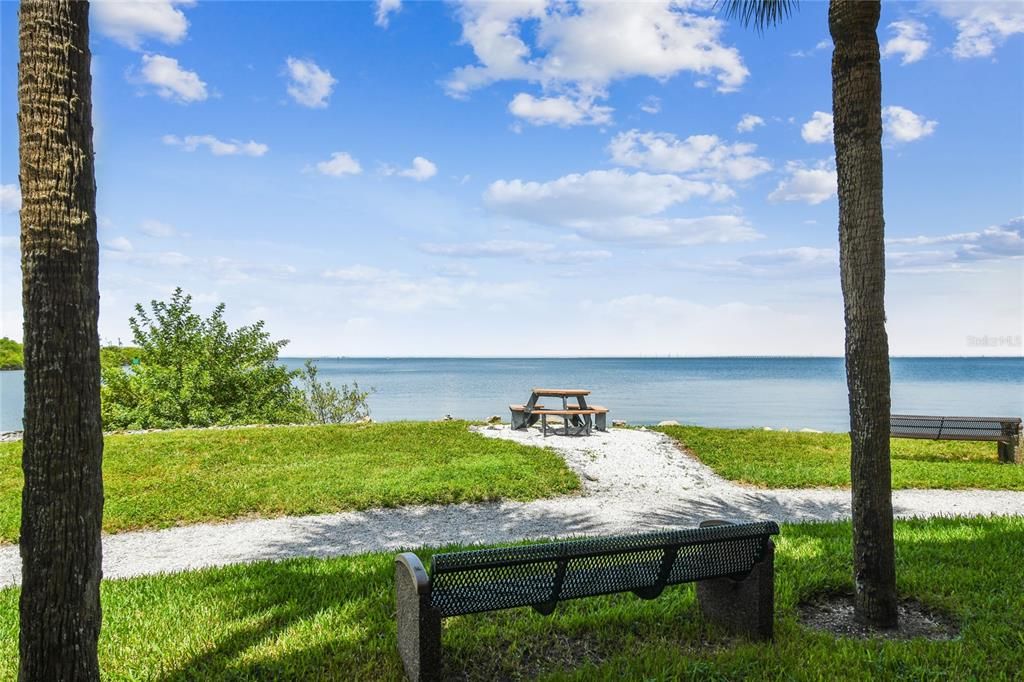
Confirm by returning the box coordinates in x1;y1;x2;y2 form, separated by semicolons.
829;0;898;629
18;1;104;678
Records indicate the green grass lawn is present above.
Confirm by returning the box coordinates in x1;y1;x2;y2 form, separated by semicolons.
656;425;1024;490
1;517;1021;679
0;422;578;544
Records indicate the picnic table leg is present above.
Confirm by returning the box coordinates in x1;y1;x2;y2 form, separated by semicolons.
541;414;548;438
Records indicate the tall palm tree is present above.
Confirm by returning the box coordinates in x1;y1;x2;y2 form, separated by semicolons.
720;0;898;628
18;1;105;677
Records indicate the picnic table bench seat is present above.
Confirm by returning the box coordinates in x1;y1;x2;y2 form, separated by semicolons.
891;414;1021;464
395;520;780;681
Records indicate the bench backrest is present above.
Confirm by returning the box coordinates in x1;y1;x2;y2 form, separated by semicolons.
428;521;779;617
891;414;1021;441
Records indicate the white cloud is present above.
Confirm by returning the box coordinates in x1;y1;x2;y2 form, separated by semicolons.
485;169;759;246
375;0;401;28
444;1;749;98
1;184;20;214
881;20;930;65
140;54;207;103
285;57;337;108
106;236;134;253
934;1;1024;59
736;114;765;133
608;130;771;182
768;161;837;205
800;107;936;145
163;134;268;157
420;239;612;264
883;105;937;142
508;93;613;127
640;96;661;114
92;0;193;50
801;111;833;143
398;156;438;181
888;217;1023;264
322;264;539;312
790;39;831;57
316;152;363;177
139;219;183;238
487;169;719;222
687;246;838;277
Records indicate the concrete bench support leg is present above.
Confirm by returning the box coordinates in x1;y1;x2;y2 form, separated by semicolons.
510;410;524;430
696;539;775;641
998;438;1021;464
396;554;442;682
595;412;607;431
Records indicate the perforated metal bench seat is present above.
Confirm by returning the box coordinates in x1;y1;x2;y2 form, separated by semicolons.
891;414;1021;464
395;520;780;681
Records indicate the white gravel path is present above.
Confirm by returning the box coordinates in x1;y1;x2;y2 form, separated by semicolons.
1;425;1022;587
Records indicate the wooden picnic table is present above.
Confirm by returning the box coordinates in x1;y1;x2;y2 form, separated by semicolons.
526;388;590;411
510;388;607;436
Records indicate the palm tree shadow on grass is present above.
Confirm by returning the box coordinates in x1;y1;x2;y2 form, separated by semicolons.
154;516;1023;680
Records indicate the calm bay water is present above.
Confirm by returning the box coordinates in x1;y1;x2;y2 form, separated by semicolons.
4;357;1018;433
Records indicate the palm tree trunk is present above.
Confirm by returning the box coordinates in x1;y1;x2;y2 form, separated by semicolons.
829;0;898;629
18;1;104;677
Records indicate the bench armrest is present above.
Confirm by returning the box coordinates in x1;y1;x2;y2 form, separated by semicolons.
396;553;431;595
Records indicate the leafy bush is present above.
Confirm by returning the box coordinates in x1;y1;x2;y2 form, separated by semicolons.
100;345;141;370
0;337;23;370
101;289;309;429
299;360;370;424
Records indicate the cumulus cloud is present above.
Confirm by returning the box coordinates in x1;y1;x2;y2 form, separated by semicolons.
444;0;749;105
163;134;268;157
801;111;833;144
139;54;207;103
768;161;837;205
736;114;765;133
374;0;401;28
881;20;930;64
508;93;613;127
380;155;436;180
801;107;936;144
608;130;771;182
485;169;759;246
883;105;937;142
285;57;337;108
1;184;20;214
316;152;363;177
934;1;1024;59
92;0;193;50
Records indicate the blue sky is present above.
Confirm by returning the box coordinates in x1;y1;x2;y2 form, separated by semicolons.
0;0;1021;356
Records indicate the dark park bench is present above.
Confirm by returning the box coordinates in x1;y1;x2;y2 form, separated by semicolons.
394;520;780;681
891;414;1022;464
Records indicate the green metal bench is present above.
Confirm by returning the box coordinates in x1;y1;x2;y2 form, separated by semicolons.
395;520;780;681
891;414;1021;464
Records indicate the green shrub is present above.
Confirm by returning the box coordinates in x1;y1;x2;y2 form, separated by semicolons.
101;289;308;429
298;359;371;424
0;337;23;370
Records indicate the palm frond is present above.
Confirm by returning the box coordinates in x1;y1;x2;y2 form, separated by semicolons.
715;0;798;31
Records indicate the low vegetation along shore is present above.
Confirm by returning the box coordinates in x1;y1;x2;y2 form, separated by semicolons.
0;421;578;544
2;421;1020;545
656;425;1024;491
1;517;1021;679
